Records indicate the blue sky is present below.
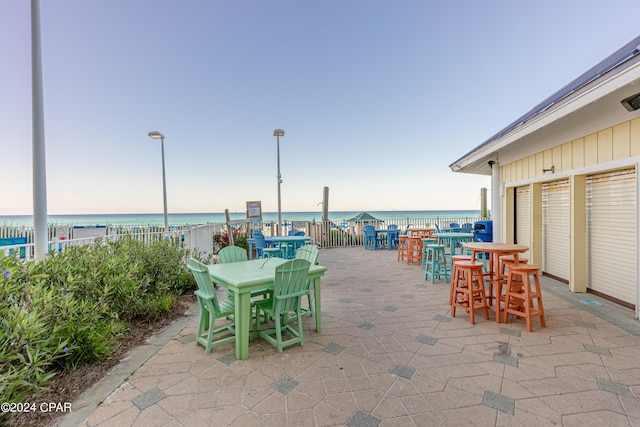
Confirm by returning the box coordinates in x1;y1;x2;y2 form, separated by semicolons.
2;1;639;215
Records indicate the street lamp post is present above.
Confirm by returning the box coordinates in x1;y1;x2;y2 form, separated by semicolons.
148;131;169;236
273;129;285;236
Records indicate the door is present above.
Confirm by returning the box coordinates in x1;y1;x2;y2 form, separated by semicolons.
542;180;570;281
587;168;637;305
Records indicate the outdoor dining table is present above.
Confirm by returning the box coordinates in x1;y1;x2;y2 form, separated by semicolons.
462;242;529;322
247;235;311;259
432;232;475;264
208;258;327;359
374;229;399;250
406;227;436;237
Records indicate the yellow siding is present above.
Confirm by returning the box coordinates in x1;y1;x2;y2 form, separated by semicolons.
503;118;639;183
572;138;585;168
535;152;544;177
509;162;516;182
516;159;523;181
561;142;572;171
543;149;553;171
613;122;630;159
552;146;562;172
502;164;510;183
528;156;536;179
585;133;598;165
631;118;640;156
597;128;613;162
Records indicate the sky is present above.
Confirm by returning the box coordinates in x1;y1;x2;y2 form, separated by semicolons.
2;1;639;216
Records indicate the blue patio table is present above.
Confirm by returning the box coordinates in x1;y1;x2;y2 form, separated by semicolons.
269;235;311;258
247;236;311;259
209;258;327;360
441;226;462;233
432;232;475;265
374;229;399;250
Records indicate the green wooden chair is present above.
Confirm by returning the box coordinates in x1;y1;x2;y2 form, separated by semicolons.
254;259;312;353
187;258;235;354
218;245;247;263
218;246;270;302
294;244;319;316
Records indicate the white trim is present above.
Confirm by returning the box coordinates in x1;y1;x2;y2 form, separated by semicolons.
491;163;502;242
504;156;640;189
637;163;640;319
456;62;640;170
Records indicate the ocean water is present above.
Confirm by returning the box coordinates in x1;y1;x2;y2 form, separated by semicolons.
0;210;484;228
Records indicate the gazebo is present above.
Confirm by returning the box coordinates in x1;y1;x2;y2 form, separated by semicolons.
348;212;382;234
347;211;379;222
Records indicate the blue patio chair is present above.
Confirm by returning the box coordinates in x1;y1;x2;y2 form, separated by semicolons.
449;222;461;232
461;223;473;233
386;230;398;250
282;230;306;258
252;231;282;258
363;225;377;249
385;225;399;250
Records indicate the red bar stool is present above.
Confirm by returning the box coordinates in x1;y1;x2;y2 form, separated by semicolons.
449;255;471;305
499;255;529;276
407;237;423;265
397;235;408;262
451;260;489;324
503;264;546;332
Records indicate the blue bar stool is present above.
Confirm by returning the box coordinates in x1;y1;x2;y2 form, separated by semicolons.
424;245;449;283
421;238;436;266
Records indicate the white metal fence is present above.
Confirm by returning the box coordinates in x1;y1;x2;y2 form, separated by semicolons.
0;216;483;260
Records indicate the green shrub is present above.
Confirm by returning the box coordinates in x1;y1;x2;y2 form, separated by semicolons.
0;237;196;404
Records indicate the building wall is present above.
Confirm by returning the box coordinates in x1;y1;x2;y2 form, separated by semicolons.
498;116;639;312
501;117;640;183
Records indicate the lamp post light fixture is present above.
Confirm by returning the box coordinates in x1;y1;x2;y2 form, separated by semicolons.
148;131;169;236
273;129;285;236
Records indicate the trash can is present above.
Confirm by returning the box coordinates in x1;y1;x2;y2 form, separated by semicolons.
474;220;493;242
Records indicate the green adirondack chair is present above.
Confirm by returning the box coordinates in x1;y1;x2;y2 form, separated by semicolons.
187;258;235;354
218;246;270;301
218;245;247;263
254;259;311;353
294;244;319;316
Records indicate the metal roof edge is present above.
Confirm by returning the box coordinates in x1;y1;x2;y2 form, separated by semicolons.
450;35;640;172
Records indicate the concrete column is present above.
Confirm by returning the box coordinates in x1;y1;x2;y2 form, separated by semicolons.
570;175;587;293
491;163;502;242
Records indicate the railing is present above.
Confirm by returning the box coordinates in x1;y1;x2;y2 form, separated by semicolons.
0;224;191;242
0;216;483;259
0;230;183;260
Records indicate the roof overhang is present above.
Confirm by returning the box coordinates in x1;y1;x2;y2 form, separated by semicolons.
450;37;640;176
